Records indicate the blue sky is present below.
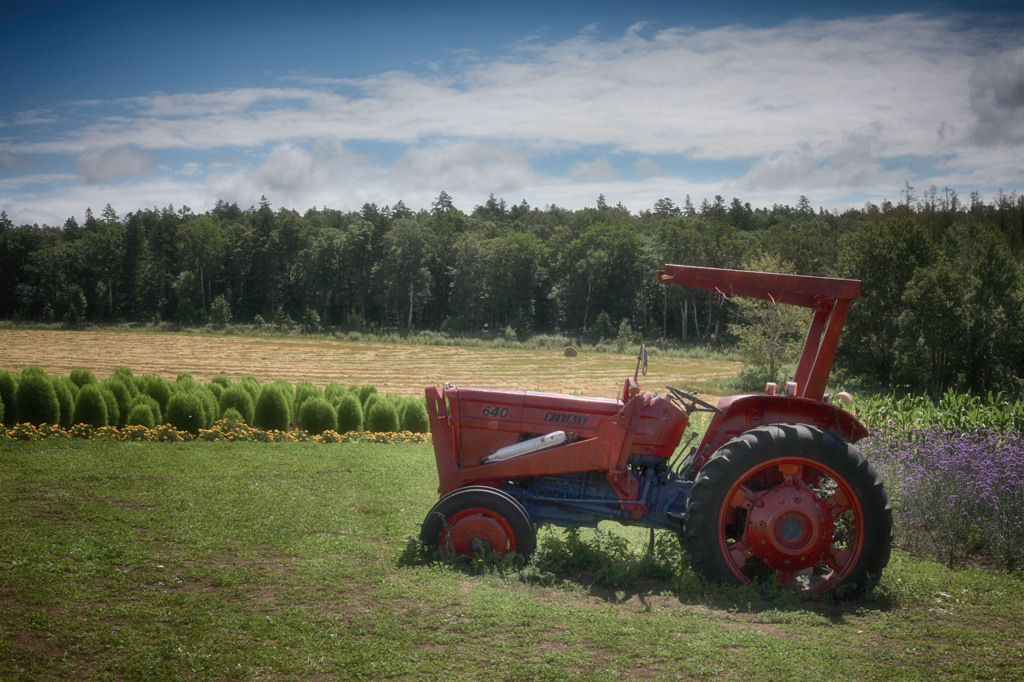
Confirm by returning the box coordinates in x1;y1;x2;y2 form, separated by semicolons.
2;1;1023;225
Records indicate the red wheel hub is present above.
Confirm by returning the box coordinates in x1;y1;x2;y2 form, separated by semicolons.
442;508;515;556
718;456;866;593
745;484;834;571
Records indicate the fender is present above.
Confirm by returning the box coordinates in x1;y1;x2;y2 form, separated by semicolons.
687;394;868;476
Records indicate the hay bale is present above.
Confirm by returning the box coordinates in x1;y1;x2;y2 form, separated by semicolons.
564;346;578;357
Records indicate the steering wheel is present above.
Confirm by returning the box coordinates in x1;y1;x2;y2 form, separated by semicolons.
665;384;722;414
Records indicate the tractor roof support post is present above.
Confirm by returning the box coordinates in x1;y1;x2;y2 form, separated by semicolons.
793;298;851;401
656;264;860;403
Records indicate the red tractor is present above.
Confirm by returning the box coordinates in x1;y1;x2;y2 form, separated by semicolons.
421;264;892;595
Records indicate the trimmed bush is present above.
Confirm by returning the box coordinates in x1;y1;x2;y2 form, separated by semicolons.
240;376;261;398
219;386;255;425
73;384;109;427
101;378;132;427
0;370;17;424
16;367;60;426
130;395;163;425
366;400;399;433
220;407;245;428
69;367;98;388
324;382;348;405
357;384;378;407
52;377;75;429
253;385;292;431
125;402;156;428
206;382;225;400
210;374;232;389
112;366;136;387
298;397;337;435
400;398;430;433
165;390;207;434
293;381;322;416
198;386;219;428
336;393;364;433
138;375;172;413
362;393;382;421
100;387;120;429
272;379;294;401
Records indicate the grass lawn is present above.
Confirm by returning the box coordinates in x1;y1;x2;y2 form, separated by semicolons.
2;440;1023;680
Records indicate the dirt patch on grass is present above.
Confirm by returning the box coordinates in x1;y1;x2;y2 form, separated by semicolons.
0;329;741;400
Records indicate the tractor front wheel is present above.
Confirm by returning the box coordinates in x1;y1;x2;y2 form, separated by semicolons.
684;424;892;596
420;486;536;560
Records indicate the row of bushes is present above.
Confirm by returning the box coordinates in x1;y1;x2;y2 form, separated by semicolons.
1;419;432;444
0;366;430;437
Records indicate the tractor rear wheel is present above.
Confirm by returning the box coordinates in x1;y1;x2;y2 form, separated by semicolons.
420;486;536;560
684;424;892;596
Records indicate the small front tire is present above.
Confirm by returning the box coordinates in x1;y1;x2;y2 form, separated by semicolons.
420;486;536;560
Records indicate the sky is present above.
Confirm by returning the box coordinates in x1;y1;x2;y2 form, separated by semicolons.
2;0;1023;226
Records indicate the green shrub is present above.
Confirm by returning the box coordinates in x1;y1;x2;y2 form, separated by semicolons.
239;376;261;399
272;379;295;401
400;398;430;433
125;402;156;428
69;367;98;388
138;375;172;413
218;386;255;425
73;384;109;428
366;400;399;433
0;370;17;424
324;382;348;405
336;393;364;433
165;390;207;434
362;393;382;420
206;382;224;400
298;397;337;435
100;387;120;429
197;386;219;428
51;377;75;429
130;395;163;425
220;407;245;428
210;374;232;389
0;392;4;425
293;381;322;416
253;385;292;431
101;378;132;427
16;366;60;426
112;366;136;387
357;384;378;407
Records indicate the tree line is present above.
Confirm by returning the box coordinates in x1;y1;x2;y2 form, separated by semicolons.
1;186;1023;397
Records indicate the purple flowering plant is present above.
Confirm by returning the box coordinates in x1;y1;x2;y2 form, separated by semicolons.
860;426;1024;571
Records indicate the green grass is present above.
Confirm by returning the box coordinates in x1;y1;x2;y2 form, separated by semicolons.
2;441;1023;680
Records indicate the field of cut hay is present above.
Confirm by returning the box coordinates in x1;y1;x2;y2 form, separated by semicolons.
0;329;741;399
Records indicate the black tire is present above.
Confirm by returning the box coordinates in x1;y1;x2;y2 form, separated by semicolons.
420;486;536;560
684;424;892;596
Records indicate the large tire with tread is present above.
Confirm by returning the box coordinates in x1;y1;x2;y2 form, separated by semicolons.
684;424;892;596
420;486;536;559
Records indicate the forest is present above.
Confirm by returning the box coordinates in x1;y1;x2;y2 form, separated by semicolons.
2;185;1023;398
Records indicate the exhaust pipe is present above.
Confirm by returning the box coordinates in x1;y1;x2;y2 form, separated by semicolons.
480;431;570;464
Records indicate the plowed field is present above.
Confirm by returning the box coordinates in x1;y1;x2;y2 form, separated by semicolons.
0;329;741;400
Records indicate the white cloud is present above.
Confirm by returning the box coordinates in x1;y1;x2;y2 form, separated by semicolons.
2;11;1023;220
75;147;154;184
